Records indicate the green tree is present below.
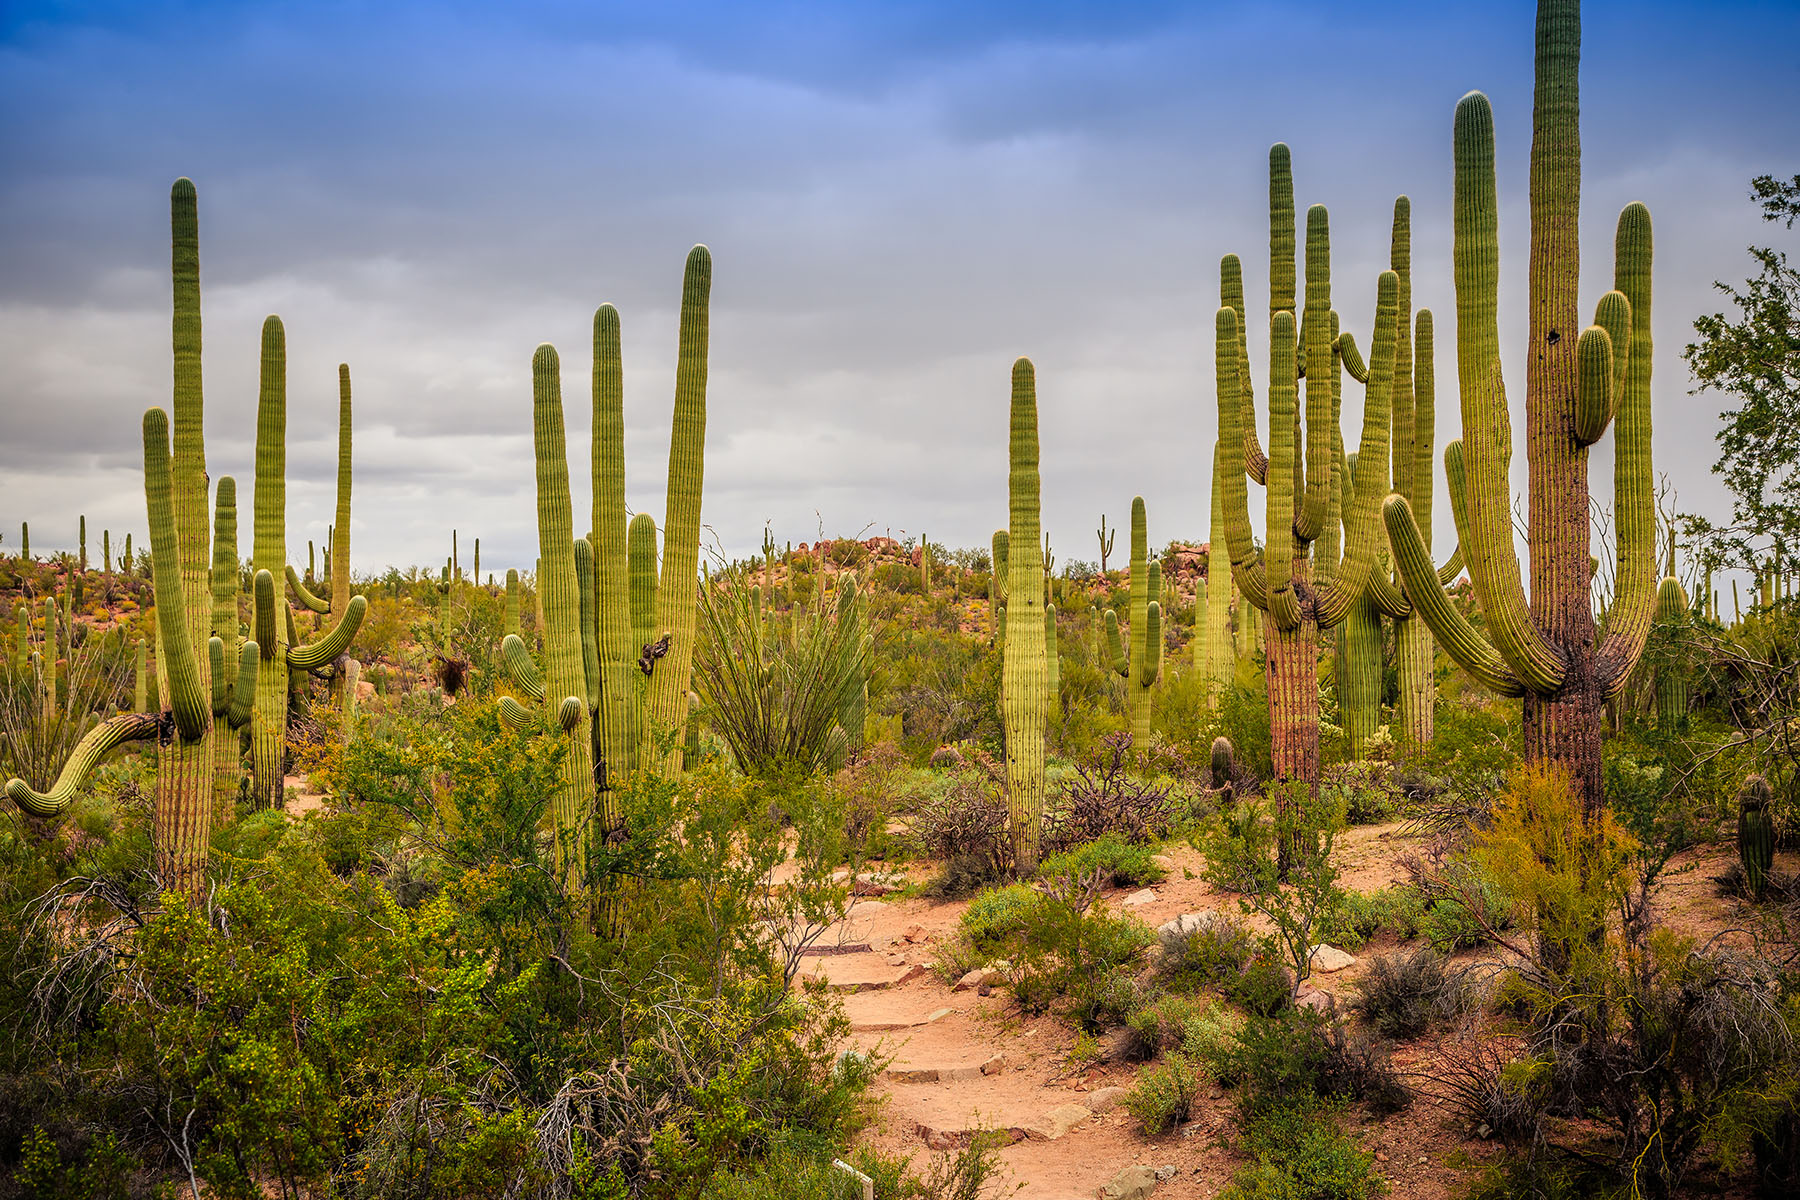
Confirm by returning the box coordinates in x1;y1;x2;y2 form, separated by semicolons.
1683;174;1800;572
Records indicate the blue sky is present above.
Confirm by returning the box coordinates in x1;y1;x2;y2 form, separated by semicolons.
3;0;1798;594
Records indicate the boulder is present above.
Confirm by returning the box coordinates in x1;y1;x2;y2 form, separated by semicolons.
1309;944;1357;973
1099;1164;1159;1200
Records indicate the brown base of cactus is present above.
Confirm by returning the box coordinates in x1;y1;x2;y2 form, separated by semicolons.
1267;599;1320;876
1525;676;1604;821
155;733;212;900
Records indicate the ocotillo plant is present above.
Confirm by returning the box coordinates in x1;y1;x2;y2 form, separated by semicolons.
1003;358;1049;870
1215;150;1400;798
249;319;366;809
1384;0;1656;818
1096;514;1115;575
1103;497;1160;754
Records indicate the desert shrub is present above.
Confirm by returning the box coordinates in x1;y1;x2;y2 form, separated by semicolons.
1178;999;1246;1080
958;884;1040;954
1037;833;1166;890
1003;877;1155;1031
1416;862;1512;950
1321;886;1425;949
1222;1008;1407;1122
1041;734;1179;851
915;758;1012;895
1124;992;1209;1059
1350;947;1468;1040
1122;1052;1203;1135
1156;912;1257;990
698;1139;1005;1200
1224;948;1297;1018
1218;1101;1383;1200
1322;760;1406;826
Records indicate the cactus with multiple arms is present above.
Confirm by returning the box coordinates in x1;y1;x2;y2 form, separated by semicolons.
1383;1;1655;816
1003;358;1049;869
1096;514;1115;574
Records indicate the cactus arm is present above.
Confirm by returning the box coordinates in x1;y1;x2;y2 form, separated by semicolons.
1103;609;1127;676
210;637;228;715
288;595;366;670
1318;271;1399;629
227;640;258;728
1214;306;1268;610
557;696;585;733
499;695;536;733
1596;203;1657;696
505;568;521;637
502;634;546;703
1384;495;1524;696
1573;325;1614;448
6;713;164;816
1263;310;1302;632
254;569;278;656
1045;602;1060;701
1295;206;1334;545
1140;600;1161;688
574;537;602;712
591;302;636;787
629;513;658;657
330;364;353;623
1335;332;1368;384
1221;254;1268;485
285;564;331;614
1452;91;1566;692
143;408;208;741
211;477;239;639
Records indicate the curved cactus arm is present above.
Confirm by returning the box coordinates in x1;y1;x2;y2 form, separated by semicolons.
253;569;278;656
1263;310;1302;632
1335;332;1368;385
143;408;208;741
1221;254;1268;485
1139;601;1162;688
574;537;601;712
499;695;537;733
1435;543;1467;586
288;594;366;670
505;568;522;637
227;640;258;728
1572;324;1614;448
1103;609;1128;676
1451;91;1566;693
6;713;164;816
1318;271;1399;630
557;696;586;733
1384;495;1524;696
1215;306;1269;610
1581;289;1633;450
209;637;229;715
1596;203;1658;696
285;564;331;614
501;633;546;701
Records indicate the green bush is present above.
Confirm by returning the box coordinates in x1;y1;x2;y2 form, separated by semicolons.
959;884;1041;953
1417;865;1511;950
1038;833;1166;890
1156;913;1257;990
1320;886;1425;950
1005;891;1155;1031
1219;1101;1384;1200
1350;947;1466;1040
1122;1052;1203;1135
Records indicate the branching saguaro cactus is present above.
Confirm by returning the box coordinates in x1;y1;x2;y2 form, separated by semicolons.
1003;358;1049;870
286;365;357;708
1384;0;1655;818
250;319;366;809
1103;497;1160;754
1215;145;1398;795
500;248;712;877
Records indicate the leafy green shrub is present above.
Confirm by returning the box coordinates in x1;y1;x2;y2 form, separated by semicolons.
1320;886;1425;950
1038;833;1166;890
959;884;1041;953
1156;912;1257;990
1417;863;1512;950
1222;1008;1407;1121
1122;1052;1203;1135
1125;992;1208;1058
1179;1001;1246;1081
1005;884;1155;1031
1219;1101;1383;1200
1350;947;1467;1040
1224;949;1296;1018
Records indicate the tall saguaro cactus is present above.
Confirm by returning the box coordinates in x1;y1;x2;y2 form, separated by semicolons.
1384;0;1655;818
1103;497;1160;753
1215;146;1399;796
1003;358;1049;870
1198;470;1237;704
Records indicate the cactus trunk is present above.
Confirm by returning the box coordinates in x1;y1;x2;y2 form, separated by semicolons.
1003;359;1048;870
250;317;290;810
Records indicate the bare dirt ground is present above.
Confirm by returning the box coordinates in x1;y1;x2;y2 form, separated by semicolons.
803;823;1789;1200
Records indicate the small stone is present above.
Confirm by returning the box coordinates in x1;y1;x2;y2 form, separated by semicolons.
1155;1164;1178;1181
1376;1151;1389;1163
1295;985;1336;1014
925;1007;953;1024
1309;944;1357;973
1122;888;1158;906
887;1066;939;1083
903;924;927;943
1150;854;1178;874
1156;911;1224;939
1099;1164;1159;1200
1023;1103;1090;1141
885;953;907;966
954;967;993;991
1417;1155;1429;1165
1083;1085;1129;1113
980;1053;1008;1075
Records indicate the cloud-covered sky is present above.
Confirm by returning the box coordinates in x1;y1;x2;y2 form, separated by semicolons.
3;0;1798;597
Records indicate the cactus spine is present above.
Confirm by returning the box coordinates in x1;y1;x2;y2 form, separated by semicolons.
1738;775;1774;899
1003;358;1049;869
1384;1;1655;817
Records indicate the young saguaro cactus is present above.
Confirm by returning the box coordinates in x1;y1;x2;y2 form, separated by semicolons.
1003;358;1050;869
1103;497;1160;754
1738;774;1774;899
1198;469;1237;706
1215;147;1399;794
211;475;242;818
1654;531;1689;731
1384;0;1656;818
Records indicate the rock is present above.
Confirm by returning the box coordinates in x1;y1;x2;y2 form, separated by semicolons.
1099;1164;1159;1200
954;967;994;991
903;924;927;943
1122;888;1158;906
885;953;907;966
926;1007;953;1024
1100;1026;1140;1063
1309;944;1357;973
1082;1085;1129;1113
1295;984;1337;1014
887;1066;940;1083
1022;1103;1090;1141
980;1053;1008;1076
1155;1164;1177;1181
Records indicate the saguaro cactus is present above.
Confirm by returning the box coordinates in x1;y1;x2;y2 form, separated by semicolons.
211;476;242;817
1215;147;1399;795
1198;470;1237;704
1738;774;1774;899
1096;514;1115;575
1654;532;1689;731
1003;358;1049;869
1103;497;1160;753
1384;0;1655;818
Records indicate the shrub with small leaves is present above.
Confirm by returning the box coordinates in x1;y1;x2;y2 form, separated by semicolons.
1350;946;1468;1040
1122;1052;1203;1135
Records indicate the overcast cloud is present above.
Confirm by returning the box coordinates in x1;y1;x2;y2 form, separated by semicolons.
3;0;1797;600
